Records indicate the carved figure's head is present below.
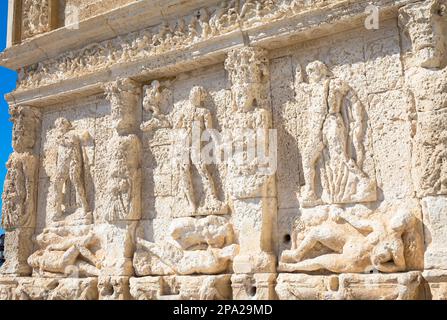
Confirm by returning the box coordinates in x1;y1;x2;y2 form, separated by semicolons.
388;209;415;233
54;117;73;133
399;0;447;68
306;61;331;84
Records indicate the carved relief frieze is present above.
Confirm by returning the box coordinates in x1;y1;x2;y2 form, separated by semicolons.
16;0;340;92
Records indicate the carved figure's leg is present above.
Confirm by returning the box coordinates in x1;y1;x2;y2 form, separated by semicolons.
53;169;68;218
69;159;89;213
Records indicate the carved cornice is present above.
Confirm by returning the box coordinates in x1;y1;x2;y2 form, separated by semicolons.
4;0;420;107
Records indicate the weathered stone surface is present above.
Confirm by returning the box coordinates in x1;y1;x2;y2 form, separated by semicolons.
130;275;232;300
276;272;424;300
423;270;447;300
0;277;98;300
0;0;446;300
421;196;447;270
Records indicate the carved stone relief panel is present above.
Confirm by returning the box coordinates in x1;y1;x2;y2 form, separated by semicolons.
278;202;424;274
1;105;41;276
16;0;346;92
21;0;51;40
134;216;237;276
271;27;380;210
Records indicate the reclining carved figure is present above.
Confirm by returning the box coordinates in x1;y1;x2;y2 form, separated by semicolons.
28;230;101;277
279;209;415;273
135;216;238;275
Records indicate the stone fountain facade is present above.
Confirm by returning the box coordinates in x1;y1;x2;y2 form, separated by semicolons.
0;0;446;300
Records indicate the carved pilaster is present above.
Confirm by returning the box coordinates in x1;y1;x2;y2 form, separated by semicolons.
1;105;41;276
399;0;447;270
100;78;142;278
224;47;277;274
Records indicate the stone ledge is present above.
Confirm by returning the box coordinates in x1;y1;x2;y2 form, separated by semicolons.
130;275;232;300
276;272;425;300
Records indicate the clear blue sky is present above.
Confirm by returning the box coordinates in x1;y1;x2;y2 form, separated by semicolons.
0;1;18;235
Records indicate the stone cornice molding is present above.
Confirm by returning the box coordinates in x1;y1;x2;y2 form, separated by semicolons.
4;0;420;107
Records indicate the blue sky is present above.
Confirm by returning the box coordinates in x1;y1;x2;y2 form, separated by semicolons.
0;1;18;235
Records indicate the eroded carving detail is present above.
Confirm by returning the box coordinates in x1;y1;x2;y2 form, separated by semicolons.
224;47;277;274
47;118;91;223
171;86;227;216
28;227;101;277
297;61;376;207
17;1;335;92
2;106;40;230
22;0;51;40
279;208;416;273
399;0;447;197
134;216;238;276
104;79;142;222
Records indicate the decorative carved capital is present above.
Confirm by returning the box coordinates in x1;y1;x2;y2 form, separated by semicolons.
103;78;142;133
225;47;270;112
225;47;269;87
9;105;41;154
399;0;447;69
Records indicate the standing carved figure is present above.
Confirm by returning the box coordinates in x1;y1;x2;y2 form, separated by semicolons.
104;79;142;222
50;118;90;221
172;86;225;215
223;47;277;274
300;61;375;206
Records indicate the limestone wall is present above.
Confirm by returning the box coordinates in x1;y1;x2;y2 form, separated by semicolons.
1;0;447;300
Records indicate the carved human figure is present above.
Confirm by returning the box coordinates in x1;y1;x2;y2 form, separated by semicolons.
279;209;414;273
240;0;257;19
299;61;375;207
104;79;142;222
224;47;273;198
136;238;238;275
188;16;200;42
210;1;229;35
172;86;224;215
140;80;171;133
1;106;40;230
28;230;100;277
134;215;237;276
399;0;447;196
169;215;234;250
50;118;90;221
